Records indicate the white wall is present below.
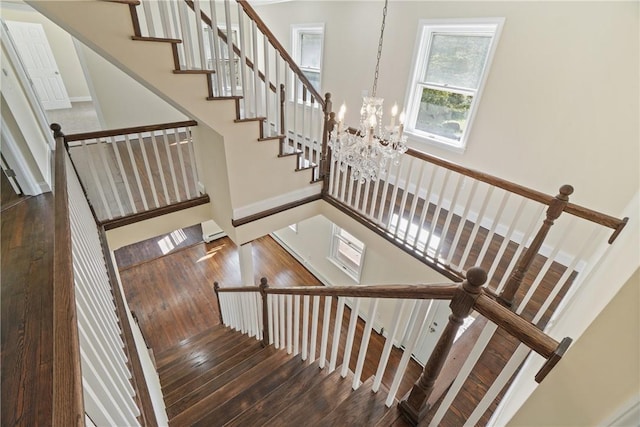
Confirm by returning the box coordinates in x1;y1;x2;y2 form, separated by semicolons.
273;208;450;337
254;1;639;218
1;2;91;101
76;42;188;129
507;267;639;427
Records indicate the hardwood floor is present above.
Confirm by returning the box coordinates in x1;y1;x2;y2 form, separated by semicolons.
1;193;54;427
1;170;27;212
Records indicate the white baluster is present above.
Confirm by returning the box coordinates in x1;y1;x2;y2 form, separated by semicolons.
309;295;320;363
341;298;361;378
177;0;194;69
193;0;206;69
272;294;280;348
385;300;431;407
267;294;274;345
237;3;248;110
149;132;170;205
422;169;452;257
301;295;310;360
173;128;191;199
279;293;286;350
433;173;464;260
293;294;301;356
160;130;181;203
413;164;439;249
372;299;407;392
286;294;293;354
185;127;199;197
122;134;148;211
251;20;260;116
136;132;159;209
393;157;416;238
108;136;137;215
329;297;345;372
208;0;224;94
79;139;112;220
96;138;125;217
318;296;332;369
263;36;271;136
457;185;495;270
223;0;236;97
352;298;379;389
475;190;510;266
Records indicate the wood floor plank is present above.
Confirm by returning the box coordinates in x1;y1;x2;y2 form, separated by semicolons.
160;334;258;395
1;194;54;427
314;377;391;427
163;339;264;408
155;324;226;369
225;360;331;427
159;330;252;380
191;356;309;427
263;368;355;427
168;349;291;426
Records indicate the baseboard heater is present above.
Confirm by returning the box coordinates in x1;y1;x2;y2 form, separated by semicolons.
202;220;226;243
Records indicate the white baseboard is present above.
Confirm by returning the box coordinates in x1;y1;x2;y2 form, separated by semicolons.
69;96;93;103
233;184;321;220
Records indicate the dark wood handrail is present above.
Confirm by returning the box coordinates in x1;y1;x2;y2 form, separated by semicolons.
236;0;325;106
216;283;458;299
405;148;627;234
265;284;459;300
99;229;159;427
63;120;198;142
53;138;85;426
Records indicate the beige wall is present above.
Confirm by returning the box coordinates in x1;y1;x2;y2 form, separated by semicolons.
508;267;640;426
254;1;639;218
1;3;91;100
76;42;188;129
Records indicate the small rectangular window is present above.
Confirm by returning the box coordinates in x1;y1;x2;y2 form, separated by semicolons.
329;225;365;282
291;24;324;99
404;19;504;151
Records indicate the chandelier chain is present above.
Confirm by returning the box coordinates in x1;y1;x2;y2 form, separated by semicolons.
371;0;388;98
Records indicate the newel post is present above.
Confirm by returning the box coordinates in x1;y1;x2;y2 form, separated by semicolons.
399;267;487;425
213;282;224;325
498;184;574;307
259;277;270;347
321;92;335;195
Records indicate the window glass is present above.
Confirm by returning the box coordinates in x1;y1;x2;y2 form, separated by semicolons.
403;20;503;150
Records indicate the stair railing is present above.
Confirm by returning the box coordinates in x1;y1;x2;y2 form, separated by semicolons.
51;125;157;426
129;0;329;180
325;125;627;309
214;267;570;426
60;120;208;227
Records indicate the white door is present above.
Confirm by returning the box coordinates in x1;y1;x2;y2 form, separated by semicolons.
5;20;71;110
405;299;451;365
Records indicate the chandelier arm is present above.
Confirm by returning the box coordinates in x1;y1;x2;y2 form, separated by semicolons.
371;0;388;98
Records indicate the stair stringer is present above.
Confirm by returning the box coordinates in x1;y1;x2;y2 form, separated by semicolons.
27;0;322;240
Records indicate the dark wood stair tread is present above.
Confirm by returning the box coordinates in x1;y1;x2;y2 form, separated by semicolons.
168;348;292;426
376;402;412;427
262;367;356;426
315;376;391;427
155;325;227;369
191;356;310;426
225;360;331;426
163;339;264;408
158;327;248;376
160;333;255;389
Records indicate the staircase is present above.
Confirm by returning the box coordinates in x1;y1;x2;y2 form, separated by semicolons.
155;325;409;426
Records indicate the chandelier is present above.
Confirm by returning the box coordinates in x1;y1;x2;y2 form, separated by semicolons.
328;0;407;183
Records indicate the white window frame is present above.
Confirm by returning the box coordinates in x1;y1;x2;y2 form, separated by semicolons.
290;23;324;103
403;18;504;153
328;225;365;282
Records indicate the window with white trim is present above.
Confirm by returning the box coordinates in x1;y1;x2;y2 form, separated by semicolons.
404;19;503;150
329;225;365;282
291;24;324;97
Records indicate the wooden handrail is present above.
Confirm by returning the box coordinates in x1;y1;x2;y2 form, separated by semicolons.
405;148;627;234
99;229;159;426
216;283;458;300
265;284;459;300
236;0;326;106
52;137;85;426
63;120;198;142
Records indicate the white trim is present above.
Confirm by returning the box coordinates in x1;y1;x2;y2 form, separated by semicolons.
290;23;324;99
232;183;321;219
68;96;93;103
72;38;107;129
599;393;640;427
0;116;45;196
402;17;505;152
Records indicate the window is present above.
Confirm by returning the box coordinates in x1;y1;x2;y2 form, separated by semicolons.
329;225;365;282
291;24;324;97
404;19;503;151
